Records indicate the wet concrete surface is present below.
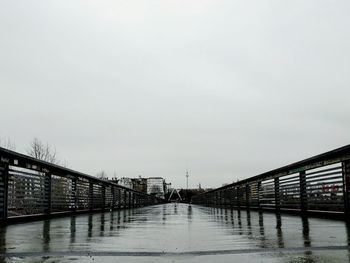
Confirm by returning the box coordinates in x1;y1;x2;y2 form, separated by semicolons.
0;203;350;262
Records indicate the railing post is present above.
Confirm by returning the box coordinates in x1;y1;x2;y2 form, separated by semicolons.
223;190;227;206
222;190;226;206
299;171;307;213
227;189;230;206
342;161;350;215
118;189;122;208
226;189;230;206
236;186;240;208
0;163;9;220
257;181;261;209
72;178;77;212
44;172;52;215
274;177;280;211
231;188;235;207
124;190;127;208
111;186;116;210
102;185;106;211
89;182;93;211
246;184;250;208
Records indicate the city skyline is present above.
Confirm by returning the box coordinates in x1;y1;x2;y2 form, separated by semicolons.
1;0;350;188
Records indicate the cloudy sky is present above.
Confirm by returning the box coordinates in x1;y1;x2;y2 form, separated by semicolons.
0;0;349;188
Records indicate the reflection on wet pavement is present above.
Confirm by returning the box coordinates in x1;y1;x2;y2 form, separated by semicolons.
0;203;350;262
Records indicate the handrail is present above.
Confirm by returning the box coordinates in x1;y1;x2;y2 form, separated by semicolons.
192;144;350;216
0;147;165;222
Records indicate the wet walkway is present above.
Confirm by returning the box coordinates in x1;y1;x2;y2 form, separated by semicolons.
1;203;350;262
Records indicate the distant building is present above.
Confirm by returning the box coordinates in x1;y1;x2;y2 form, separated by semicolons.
147;177;166;198
132;177;147;193
115;176;167;198
118;177;133;189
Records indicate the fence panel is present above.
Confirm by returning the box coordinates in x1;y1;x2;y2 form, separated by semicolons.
51;175;74;212
248;182;259;207
305;163;343;212
259;179;275;209
7;166;47;217
279;173;300;210
76;177;90;210
105;185;113;209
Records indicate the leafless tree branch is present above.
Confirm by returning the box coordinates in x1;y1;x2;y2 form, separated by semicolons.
27;138;60;164
0;137;16;151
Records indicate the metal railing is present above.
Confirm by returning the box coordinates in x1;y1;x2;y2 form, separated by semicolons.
192;144;350;216
0;147;165;222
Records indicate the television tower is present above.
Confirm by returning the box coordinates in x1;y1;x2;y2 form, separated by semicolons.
186;170;189;190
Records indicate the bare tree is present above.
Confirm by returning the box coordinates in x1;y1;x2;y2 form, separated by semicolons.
27;138;59;164
61;159;69;168
0;137;16;151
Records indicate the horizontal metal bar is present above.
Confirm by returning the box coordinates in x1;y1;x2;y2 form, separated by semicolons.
306;166;342;176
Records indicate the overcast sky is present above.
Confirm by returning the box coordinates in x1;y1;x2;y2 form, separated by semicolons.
0;0;350;188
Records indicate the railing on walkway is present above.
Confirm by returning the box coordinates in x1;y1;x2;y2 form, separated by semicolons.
192;144;350;216
0;147;165;222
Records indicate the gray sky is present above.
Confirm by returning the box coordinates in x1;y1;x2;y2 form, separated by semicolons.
1;0;350;189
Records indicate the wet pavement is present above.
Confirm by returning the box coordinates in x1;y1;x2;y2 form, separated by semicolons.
0;203;350;262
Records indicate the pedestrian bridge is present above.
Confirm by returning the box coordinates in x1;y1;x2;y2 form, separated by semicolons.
1;145;350;262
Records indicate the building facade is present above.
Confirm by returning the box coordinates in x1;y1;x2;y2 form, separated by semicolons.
147;177;166;198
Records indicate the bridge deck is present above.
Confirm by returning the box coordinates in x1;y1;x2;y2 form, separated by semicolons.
0;203;349;262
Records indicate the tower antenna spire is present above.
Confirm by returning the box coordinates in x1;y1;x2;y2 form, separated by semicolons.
186;169;189;190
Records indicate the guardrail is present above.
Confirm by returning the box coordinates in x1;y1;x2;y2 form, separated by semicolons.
0;147;165;223
192;144;350;216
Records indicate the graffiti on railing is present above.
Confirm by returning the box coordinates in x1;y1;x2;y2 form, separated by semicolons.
322;184;340;193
